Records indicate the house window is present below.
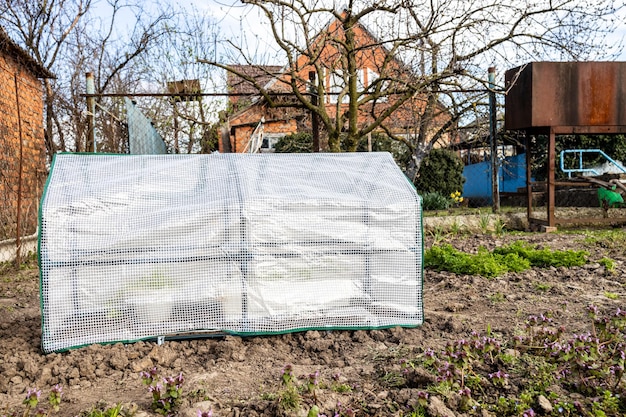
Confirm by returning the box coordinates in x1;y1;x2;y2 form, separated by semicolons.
367;68;387;102
260;134;283;153
327;68;386;103
328;69;347;104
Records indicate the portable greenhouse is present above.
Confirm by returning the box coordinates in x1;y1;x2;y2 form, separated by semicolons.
39;153;423;353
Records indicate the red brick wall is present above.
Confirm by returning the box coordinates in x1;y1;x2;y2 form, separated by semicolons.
0;52;47;240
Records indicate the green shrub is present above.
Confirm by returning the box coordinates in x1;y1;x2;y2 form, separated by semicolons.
274;132;313;153
415;148;465;197
421;191;451;211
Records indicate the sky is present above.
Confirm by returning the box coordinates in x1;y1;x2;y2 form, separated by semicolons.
188;0;626;62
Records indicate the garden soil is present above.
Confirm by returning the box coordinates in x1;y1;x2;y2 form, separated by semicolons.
1;231;625;416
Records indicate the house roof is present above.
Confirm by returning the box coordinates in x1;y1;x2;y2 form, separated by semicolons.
0;26;55;79
227;64;284;96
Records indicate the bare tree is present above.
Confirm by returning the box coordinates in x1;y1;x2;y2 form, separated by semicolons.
0;0;175;157
199;0;623;182
134;4;224;154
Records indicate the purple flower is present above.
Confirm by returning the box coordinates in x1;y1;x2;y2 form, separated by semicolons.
522;408;536;417
23;388;42;408
197;410;213;417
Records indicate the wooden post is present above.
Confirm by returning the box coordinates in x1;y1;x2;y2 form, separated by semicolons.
309;71;320;152
86;72;96;152
547;128;556;227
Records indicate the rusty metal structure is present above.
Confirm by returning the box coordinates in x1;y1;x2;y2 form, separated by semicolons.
505;61;626;228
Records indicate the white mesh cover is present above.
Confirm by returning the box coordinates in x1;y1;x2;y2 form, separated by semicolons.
39;153;423;353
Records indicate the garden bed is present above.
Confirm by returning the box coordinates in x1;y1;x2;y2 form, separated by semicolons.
1;229;625;416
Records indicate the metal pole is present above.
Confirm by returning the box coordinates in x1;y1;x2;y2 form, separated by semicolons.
86;72;96;152
489;67;500;212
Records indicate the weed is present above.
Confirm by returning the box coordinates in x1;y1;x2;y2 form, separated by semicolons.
78;402;128;417
534;282;551;292
4;385;64;417
479;212;491;233
494;217;506;236
428;225;448;245
488;292;506;303
449;217;464;235
140;367;184;416
604;291;619;300
599;256;616;272
580;230;626;249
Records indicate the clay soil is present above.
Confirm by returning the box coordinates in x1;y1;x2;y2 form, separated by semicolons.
1;230;625;417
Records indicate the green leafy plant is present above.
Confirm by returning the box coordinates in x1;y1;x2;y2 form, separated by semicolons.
424;244;530;278
493;241;588;268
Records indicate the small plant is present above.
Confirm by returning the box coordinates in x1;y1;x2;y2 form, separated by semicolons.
479;212;492;234
494;217;506;236
534;282;551;292
449;217;464;235
428;225;449;245
140;367;184;416
79;402;127;417
604;291;619;300
488;292;506;303
599;256;616;272
11;385;64;417
277;364;301;411
330;373;352;393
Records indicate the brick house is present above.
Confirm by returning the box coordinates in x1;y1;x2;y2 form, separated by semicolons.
0;27;54;242
224;16;453;153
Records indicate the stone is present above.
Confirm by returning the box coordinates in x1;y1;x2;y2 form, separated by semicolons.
537;394;553;413
427;395;457;417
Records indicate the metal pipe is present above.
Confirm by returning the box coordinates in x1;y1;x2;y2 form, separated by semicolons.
488;67;500;212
